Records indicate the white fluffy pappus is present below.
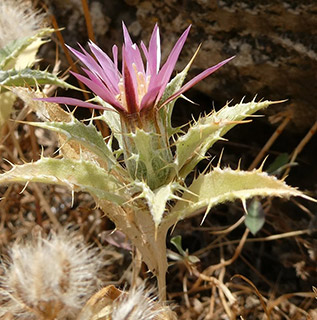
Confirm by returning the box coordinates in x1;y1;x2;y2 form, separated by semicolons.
0;0;47;48
111;285;177;320
0;230;104;320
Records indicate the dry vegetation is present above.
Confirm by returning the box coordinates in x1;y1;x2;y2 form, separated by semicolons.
0;0;316;319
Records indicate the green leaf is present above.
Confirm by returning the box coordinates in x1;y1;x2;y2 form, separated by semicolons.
26;119;121;172
266;153;290;175
244;198;265;235
170;235;200;264
174;99;278;179
167;167;312;225
0;69;78;90
0;158;126;204
0;28;54;70
170;235;186;256
134;181;183;227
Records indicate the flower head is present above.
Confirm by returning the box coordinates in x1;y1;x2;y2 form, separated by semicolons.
47;23;233;115
0;231;103;319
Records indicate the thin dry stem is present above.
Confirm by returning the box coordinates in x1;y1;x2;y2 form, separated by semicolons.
248;115;291;170
283;120;317;177
30;183;61;228
81;0;95;42
204;228;249;276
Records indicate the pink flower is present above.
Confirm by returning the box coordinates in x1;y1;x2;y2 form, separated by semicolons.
46;23;233;115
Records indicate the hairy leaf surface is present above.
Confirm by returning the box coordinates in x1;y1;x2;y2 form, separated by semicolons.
0;158;126;204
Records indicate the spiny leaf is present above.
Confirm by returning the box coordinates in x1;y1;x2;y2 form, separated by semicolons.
167;167;313;225
26;119;122;172
0;158;126;204
135;181;183;227
175;99;278;179
0;69;78;90
8;87;72;122
0;28;54;69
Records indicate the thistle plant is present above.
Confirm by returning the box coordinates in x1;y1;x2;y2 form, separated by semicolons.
0;23;313;301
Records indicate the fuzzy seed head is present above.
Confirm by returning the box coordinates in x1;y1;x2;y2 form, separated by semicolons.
0;231;103;320
111;286;176;320
0;0;47;48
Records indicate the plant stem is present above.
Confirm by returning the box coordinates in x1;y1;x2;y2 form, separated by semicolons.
97;199;169;300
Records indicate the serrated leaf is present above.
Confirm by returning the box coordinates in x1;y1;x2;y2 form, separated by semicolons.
26;119;121;172
167;167;312;224
244;198;265;235
0;158;126;204
0;69;78;90
135;181;183;227
0;28;54;69
14;38;45;70
174;99;277;179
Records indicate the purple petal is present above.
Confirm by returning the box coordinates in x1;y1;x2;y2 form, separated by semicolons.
125;44;145;76
70;71;124;111
81;67;119;96
76;43;119;95
121;23;145;75
81;67;105;86
123;50;139;113
141;41;151;77
112;45;118;69
67;44;100;75
122;22;133;46
121;44;138;103
88;41;120;92
36;97;107;110
141;41;149;59
140;85;160;111
88;41;117;70
67;44;112;89
148;26;191;103
148;24;161;75
160;56;235;107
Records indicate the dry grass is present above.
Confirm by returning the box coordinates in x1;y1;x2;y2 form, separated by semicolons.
0;1;316;319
